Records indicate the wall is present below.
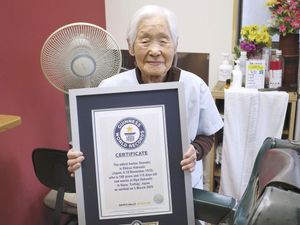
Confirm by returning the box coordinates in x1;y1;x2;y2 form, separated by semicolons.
0;1;105;224
105;0;236;88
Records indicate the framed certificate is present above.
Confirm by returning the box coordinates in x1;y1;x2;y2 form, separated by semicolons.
69;82;194;225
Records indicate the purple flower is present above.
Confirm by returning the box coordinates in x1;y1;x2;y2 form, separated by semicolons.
240;40;256;52
239;40;264;58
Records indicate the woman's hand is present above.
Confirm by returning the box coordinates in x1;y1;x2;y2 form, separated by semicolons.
67;149;85;176
180;144;197;172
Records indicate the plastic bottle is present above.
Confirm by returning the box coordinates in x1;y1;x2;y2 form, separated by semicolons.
269;49;284;88
238;51;247;86
231;60;243;89
262;47;271;88
218;53;233;82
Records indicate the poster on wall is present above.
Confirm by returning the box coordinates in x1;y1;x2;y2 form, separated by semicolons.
69;82;194;225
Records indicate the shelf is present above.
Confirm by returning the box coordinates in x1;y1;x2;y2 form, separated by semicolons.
206;81;298;192
214;164;221;177
212;82;297;140
212;81;298;103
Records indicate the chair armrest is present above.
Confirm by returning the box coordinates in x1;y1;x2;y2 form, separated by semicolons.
193;188;236;224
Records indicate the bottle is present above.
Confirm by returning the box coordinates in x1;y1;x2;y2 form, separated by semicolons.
218;53;233;82
238;51;247;86
269;49;283;88
262;47;271;88
231;60;243;89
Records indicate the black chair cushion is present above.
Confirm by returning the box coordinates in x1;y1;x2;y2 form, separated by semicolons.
32;148;75;193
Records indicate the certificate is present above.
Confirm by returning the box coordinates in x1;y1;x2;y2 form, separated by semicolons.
93;106;172;218
69;82;194;225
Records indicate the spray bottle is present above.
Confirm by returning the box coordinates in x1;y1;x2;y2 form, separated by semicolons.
238;51;247;86
231;60;243;89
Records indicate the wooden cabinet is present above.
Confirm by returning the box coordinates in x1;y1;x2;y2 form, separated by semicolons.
204;81;298;192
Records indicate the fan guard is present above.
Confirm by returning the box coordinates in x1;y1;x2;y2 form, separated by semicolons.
41;22;122;93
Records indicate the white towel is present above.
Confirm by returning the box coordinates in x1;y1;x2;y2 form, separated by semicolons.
220;88;288;200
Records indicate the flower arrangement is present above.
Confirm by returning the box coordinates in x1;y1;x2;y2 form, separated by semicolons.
266;0;300;36
236;24;272;59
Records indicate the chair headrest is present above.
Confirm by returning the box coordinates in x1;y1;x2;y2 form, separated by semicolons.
258;147;300;195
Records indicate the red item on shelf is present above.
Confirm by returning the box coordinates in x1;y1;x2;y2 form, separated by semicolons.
269;60;282;70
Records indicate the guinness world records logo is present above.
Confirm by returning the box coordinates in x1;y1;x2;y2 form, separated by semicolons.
122;220;159;225
114;117;146;149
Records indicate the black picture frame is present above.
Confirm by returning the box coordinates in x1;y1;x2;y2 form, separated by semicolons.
69;82;194;225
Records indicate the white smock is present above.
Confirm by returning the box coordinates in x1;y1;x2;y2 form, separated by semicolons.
99;69;223;189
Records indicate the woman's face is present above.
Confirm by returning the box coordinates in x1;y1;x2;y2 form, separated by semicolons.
129;16;177;83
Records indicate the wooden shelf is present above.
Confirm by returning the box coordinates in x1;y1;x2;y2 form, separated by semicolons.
212;81;297;140
205;82;298;192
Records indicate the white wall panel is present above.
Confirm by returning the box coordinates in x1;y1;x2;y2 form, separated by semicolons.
105;0;235;88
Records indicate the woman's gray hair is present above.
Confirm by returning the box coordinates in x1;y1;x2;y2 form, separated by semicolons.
126;5;179;49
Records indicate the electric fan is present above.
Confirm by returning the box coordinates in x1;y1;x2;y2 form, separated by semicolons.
40;22;122;93
40;22;122;142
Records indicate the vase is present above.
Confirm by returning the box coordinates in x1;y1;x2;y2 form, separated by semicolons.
279;33;299;90
248;52;263;60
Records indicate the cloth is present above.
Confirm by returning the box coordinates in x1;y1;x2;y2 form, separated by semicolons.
191;134;214;160
100;68;224;189
220;88;289;200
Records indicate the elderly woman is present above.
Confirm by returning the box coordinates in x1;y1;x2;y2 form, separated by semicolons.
67;5;223;191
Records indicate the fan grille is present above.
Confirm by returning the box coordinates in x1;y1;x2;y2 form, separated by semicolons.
41;22;122;93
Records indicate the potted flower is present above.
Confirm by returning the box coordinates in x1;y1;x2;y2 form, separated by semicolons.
236;24;272;59
266;0;299;88
266;0;300;37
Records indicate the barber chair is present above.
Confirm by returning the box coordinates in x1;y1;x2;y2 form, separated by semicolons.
193;137;300;225
32;148;77;225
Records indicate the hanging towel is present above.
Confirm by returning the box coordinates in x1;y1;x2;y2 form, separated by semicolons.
220;88;289;200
